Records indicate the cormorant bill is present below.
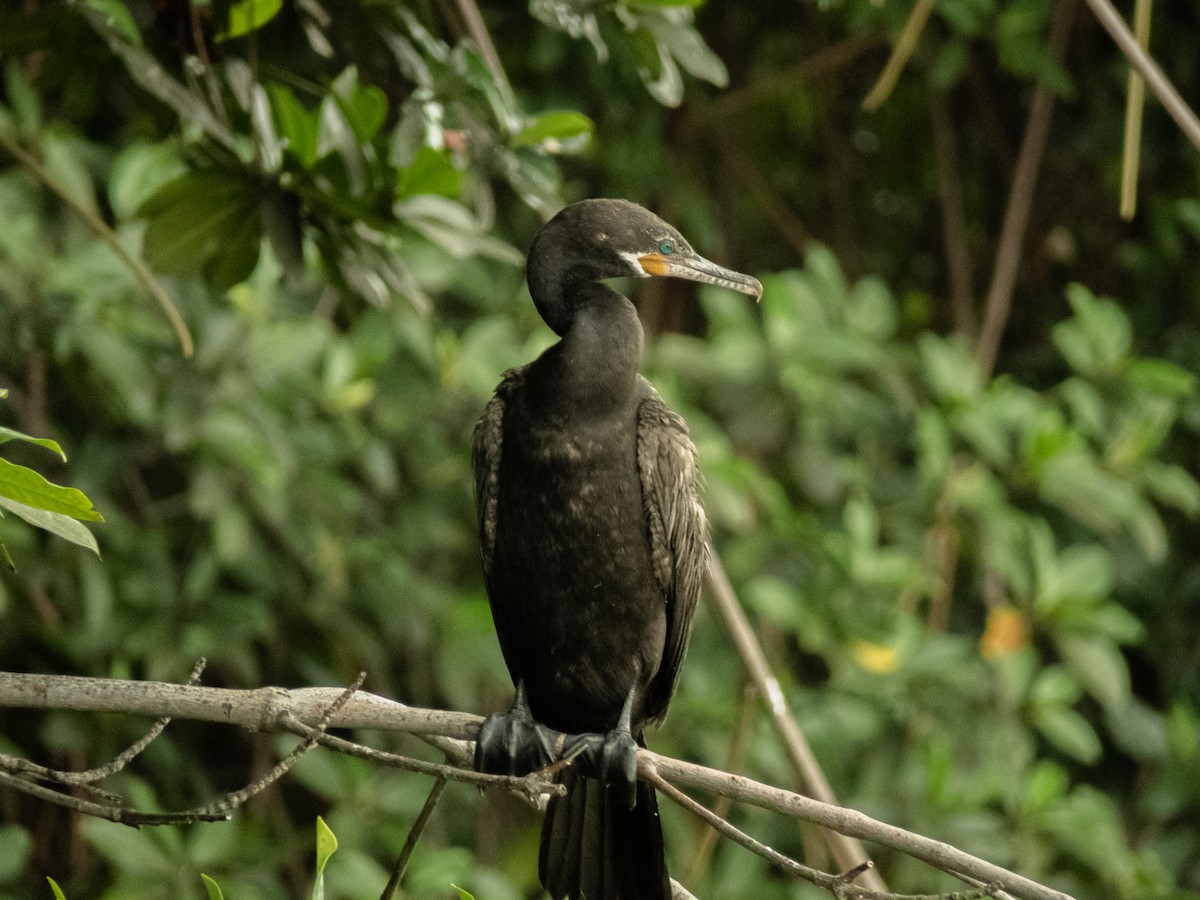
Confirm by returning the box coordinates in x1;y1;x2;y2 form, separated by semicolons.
473;199;762;900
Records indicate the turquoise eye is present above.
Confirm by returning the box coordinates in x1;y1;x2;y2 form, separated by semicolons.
658;241;675;255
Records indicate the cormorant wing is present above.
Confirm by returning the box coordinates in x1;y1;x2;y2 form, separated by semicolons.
473;365;527;578
635;378;707;722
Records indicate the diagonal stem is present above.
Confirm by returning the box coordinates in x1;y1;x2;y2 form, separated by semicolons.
1082;0;1200;150
974;1;1075;380
704;550;888;893
0;134;194;358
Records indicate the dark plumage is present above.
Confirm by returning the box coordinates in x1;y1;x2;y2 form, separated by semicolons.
473;199;761;900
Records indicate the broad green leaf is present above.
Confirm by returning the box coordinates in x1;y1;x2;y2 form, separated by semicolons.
1033;704;1102;764
47;877;67;900
397;146;462;200
1105;700;1166;760
139;172;261;282
513;111;594;149
1020;760;1069;815
270;85;320;168
0;426;66;460
0;497;101;554
1052;284;1131;376
220;0;284;41
312;816;338;900
0;458;103;521
200;874;225;900
329;68;388;144
1141;461;1200;516
642;13;728;88
1056;633;1130;710
109;141;188;221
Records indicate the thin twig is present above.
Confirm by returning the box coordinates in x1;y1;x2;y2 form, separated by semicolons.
705;552;886;892
974;1;1075;380
1081;0;1200;151
0;768;228;825
714;32;884;118
280;713;559;806
646;762;1000;900
644;750;1070;900
197;673;367;818
683;679;757;883
862;0;937;112
929;90;976;339
643;761;846;891
0;134;194;358
1119;0;1153;219
380;776;448;900
709;128;811;259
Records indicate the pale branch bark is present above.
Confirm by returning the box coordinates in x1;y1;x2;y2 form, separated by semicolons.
1081;0;1200;151
1;671;1073;900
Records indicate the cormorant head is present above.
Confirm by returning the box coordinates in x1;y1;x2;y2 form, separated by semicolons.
527;199;762;335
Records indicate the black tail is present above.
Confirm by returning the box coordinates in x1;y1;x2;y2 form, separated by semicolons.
539;766;670;900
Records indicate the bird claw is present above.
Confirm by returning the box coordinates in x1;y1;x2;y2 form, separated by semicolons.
563;726;639;808
475;683;557;777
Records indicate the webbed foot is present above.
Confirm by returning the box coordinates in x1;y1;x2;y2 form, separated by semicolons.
563;689;639;808
474;682;558;777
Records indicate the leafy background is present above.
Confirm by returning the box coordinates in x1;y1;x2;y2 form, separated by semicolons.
1;0;1199;898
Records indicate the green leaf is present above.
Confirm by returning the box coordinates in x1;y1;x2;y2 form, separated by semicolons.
1056;633;1130;710
450;886;476;900
82;0;142;45
0;497;101;554
329;68;388;144
200;874;225;900
270;85;320;168
1052;284;1132;376
47;877;67;900
512;111;594;149
312;816;338;900
220;0;284;41
0;426;66;460
0;458;103;521
1033;704;1102;764
1141;461;1200;516
139;172;261;285
397;146;462;200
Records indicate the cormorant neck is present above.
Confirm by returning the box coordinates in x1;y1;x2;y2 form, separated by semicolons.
541;283;644;413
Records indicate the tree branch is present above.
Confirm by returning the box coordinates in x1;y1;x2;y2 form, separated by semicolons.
973;1;1075;380
0;670;1074;900
1081;0;1200;151
706;553;887;892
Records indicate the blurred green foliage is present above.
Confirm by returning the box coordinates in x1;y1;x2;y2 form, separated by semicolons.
1;1;1199;899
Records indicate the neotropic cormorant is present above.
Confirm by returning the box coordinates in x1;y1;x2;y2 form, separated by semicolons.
473;199;762;900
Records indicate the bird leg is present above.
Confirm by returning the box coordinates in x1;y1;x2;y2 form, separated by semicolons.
562;686;640;809
474;681;558;777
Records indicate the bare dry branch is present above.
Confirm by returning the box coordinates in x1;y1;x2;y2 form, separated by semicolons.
0;670;1074;900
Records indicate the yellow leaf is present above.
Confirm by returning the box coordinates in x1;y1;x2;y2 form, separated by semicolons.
981;606;1029;659
850;640;899;674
